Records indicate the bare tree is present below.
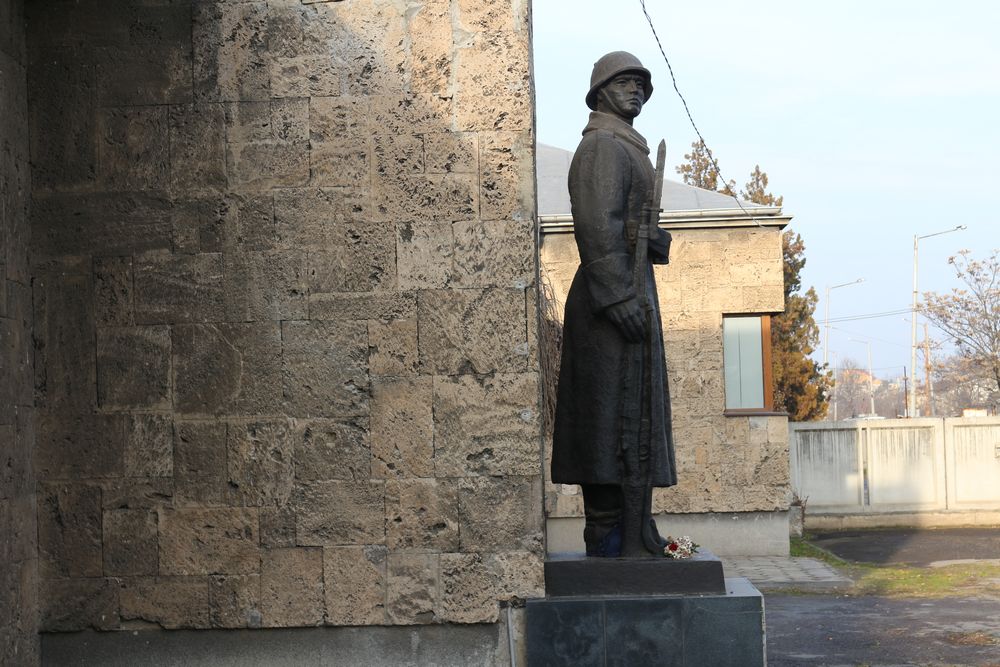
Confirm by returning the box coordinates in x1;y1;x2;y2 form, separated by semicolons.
923;249;1000;412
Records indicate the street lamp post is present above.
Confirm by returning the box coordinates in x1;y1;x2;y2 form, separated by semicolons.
823;278;865;368
909;225;966;417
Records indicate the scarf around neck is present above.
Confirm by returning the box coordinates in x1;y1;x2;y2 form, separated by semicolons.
582;111;650;155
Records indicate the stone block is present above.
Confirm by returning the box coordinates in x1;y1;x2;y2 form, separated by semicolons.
395;222;453;289
373;172;478;223
31;193;173;259
222;193;278;252
490;551;545;600
119;577;210;630
173;322;281;415
456;0;513;33
293;418;371;482
134;252;224;324
35;413;124;481
370;376;433;479
171;196;229;255
259;506;297;549
368;318;418;376
96;326;171;409
169;103;228;192
40;577;119;632
270;54;341;98
210;574;262;629
439;553;498;624
273;186;370;249
479;131;533;221
371;94;453;136
305;222;396;293
223;250;308;322
103;509;158;577
95;41;194;107
100;478;173;512
424;132;478;175
433;373;539;477
407;0;451;93
31;259;96;410
373;133;424;177
193;2;270;102
97;106;169;191
37;483;103;579
280;320;369;418
230;99;306;143
454;91;531;132
458;476;543;553
226;420;294;507
335;3;407;95
94;256;135;327
158;507;260;576
292;480;385;547
323;545;387;626
385;479;459;552
173;421;227;507
124;414;173;479
455;31;529;98
226;140;310;190
309;291;416;322
417;288;528;374
310;139;370;186
260;547;324;627
28;53;98;191
386;553;437;625
452;219;534;288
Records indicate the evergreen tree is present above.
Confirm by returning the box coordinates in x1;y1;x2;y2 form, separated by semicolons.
771;231;831;420
675;143;830;419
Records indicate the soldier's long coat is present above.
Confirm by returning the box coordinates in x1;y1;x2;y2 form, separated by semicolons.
551;111;677;488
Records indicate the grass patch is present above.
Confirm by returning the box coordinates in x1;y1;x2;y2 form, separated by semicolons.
791;536;1000;599
852;563;1000;598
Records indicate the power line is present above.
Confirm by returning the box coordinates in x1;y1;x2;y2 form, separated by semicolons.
637;0;763;227
826;308;913;323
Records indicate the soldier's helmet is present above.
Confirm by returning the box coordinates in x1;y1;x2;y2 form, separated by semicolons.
586;51;653;111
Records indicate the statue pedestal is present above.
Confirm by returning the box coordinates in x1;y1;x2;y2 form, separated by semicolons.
544;549;727;596
526;553;766;666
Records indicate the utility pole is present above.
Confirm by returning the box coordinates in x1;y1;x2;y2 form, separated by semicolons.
910;225;965;418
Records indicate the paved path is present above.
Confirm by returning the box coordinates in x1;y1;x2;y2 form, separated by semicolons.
765;594;1000;667
811;527;1000;566
722;556;852;591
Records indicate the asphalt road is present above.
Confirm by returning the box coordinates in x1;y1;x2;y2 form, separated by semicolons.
766;594;1000;667
810;527;1000;566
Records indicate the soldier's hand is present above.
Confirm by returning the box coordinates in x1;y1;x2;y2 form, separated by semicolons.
605;298;646;343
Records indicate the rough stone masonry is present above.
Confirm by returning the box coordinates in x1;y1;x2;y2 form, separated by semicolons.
1;0;38;661
24;0;543;634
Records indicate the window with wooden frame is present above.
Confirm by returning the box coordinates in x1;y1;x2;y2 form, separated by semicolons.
722;314;775;414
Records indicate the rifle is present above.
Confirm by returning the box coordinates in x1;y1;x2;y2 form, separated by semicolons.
620;139;666;557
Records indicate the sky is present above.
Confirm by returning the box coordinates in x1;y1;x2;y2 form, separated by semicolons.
532;0;1000;380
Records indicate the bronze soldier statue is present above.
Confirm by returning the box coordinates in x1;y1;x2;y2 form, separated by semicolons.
551;51;676;558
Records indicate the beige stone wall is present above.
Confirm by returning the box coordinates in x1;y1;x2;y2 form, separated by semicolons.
28;0;541;632
541;224;791;518
0;0;38;661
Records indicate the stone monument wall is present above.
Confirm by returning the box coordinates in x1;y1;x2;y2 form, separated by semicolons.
0;0;38;661
27;0;542;632
542;225;790;519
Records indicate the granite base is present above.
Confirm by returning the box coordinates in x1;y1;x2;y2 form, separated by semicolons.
544;549;727;596
525;577;765;667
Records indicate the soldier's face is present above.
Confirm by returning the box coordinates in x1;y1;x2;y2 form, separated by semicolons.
598;73;646;119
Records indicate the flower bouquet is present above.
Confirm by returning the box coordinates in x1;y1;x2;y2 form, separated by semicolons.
663;535;699;559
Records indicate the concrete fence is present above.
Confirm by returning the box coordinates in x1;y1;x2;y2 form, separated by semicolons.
790;418;1000;515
